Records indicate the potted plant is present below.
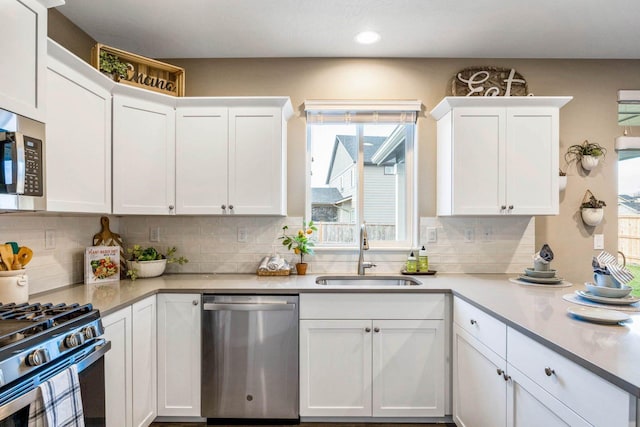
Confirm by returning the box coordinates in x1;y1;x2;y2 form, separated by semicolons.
580;190;606;226
279;220;317;275
559;168;567;192
126;245;188;280
564;140;607;171
99;51;129;81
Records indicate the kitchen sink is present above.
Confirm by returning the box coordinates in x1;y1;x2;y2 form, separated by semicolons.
315;275;422;286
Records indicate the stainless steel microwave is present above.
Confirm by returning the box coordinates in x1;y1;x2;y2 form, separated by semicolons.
0;108;45;211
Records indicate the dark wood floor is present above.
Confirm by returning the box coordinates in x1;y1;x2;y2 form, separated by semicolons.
151;423;455;427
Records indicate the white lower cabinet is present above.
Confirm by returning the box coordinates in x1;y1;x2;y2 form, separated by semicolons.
299;294;445;418
157;293;201;416
452;324;506;427
102;295;157;427
453;297;635;427
102;305;133;427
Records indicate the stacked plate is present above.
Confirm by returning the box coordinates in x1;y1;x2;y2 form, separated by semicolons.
517;267;563;285
576;282;639;306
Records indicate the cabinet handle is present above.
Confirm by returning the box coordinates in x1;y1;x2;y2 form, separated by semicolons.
503;373;511;381
500;205;506;211
221;204;226;211
544;367;555;377
508;205;514;210
169;205;174;210
496;368;504;376
470;319;477;325
192;300;198;306
374;327;380;333
229;205;234;210
365;327;371;333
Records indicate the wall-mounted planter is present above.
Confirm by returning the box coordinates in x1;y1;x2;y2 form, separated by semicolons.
559;175;567;192
581;207;604;226
580;155;601;171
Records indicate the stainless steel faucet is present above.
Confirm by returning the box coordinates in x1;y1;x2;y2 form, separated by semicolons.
358;223;376;275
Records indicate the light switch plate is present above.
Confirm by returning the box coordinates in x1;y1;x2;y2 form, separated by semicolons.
594;234;604;250
45;229;56;249
426;227;437;243
149;227;160;242
237;227;248;243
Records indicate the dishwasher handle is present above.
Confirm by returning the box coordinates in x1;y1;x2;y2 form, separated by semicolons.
203;302;296;311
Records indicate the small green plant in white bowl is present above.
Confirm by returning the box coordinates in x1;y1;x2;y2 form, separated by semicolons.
126;245;188;280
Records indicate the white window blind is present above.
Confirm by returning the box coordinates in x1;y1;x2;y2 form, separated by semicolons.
304;100;422;124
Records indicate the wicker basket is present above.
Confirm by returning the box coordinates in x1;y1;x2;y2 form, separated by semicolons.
257;269;291;276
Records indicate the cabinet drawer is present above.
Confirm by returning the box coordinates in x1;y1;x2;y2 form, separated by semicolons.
453;297;506;359
300;293;444;319
507;327;631;427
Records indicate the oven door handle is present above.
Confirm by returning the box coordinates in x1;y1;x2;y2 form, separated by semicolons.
76;340;111;373
0;340;111;420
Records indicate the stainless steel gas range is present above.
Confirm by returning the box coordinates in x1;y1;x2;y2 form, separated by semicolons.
0;302;110;426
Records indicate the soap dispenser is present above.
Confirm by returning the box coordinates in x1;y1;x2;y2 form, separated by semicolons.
406;251;417;273
418;245;429;272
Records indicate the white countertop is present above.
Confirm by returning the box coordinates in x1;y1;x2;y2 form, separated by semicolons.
32;273;640;397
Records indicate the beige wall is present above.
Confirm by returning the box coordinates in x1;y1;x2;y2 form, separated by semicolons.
47;9;95;63
48;14;640;284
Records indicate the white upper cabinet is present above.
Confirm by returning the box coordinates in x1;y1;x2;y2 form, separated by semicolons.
112;86;176;215
46;39;114;213
0;0;47;121
175;98;292;215
431;97;572;216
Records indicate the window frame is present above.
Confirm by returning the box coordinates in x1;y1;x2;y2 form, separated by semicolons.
304;100;421;250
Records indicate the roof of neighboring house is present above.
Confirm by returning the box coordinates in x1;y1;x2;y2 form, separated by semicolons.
311;187;344;205
618;194;640;214
326;135;387;184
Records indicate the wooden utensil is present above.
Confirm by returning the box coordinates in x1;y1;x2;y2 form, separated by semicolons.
0;245;14;271
16;247;33;267
93;216;127;278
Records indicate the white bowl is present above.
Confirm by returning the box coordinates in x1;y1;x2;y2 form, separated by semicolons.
585;282;632;298
126;259;167;278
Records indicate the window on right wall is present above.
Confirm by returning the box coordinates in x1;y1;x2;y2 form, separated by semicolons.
304;101;421;249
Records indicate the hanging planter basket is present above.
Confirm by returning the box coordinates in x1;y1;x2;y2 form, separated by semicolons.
580;155;601;171
580;189;605;226
581;208;604;226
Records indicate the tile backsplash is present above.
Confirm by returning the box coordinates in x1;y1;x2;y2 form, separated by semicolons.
1;214;534;296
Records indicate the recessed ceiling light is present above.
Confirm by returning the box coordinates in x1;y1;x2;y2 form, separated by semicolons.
355;31;381;45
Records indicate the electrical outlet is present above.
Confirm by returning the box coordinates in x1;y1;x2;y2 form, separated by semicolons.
237;227;248;243
594;234;604;250
483;226;493;241
45;229;56;249
464;228;474;243
426;227;437;243
149;227;160;242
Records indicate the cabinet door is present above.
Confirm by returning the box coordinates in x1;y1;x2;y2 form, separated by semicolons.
102;307;133;427
157;294;201;416
372;319;445;417
506;107;559;215
176;107;229;214
299;319;372;417
0;0;46;121
131;296;157;427
453;324;507;427
46;51;112;213
228;107;285;215
451;107;506;215
507;364;591;427
113;94;176;215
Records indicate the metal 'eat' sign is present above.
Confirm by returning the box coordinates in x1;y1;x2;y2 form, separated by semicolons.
451;67;529;97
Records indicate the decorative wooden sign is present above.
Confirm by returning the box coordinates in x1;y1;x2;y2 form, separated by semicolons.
451;67;529;97
91;43;185;96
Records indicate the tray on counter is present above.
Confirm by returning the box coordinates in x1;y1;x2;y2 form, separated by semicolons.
401;269;437;275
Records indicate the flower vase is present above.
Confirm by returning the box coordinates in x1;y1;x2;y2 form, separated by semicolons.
296;262;308;275
581;208;604;226
580;155;600;171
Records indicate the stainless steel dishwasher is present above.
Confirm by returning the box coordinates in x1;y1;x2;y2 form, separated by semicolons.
201;294;299;421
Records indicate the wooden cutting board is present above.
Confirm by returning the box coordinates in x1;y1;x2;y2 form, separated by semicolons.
93;216;127;279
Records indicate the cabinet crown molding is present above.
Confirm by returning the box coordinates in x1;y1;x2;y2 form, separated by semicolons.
429;96;572;121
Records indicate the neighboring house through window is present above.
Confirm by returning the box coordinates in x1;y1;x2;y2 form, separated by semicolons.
304;100;421;248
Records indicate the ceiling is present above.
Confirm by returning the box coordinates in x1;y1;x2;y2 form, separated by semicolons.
57;0;640;59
